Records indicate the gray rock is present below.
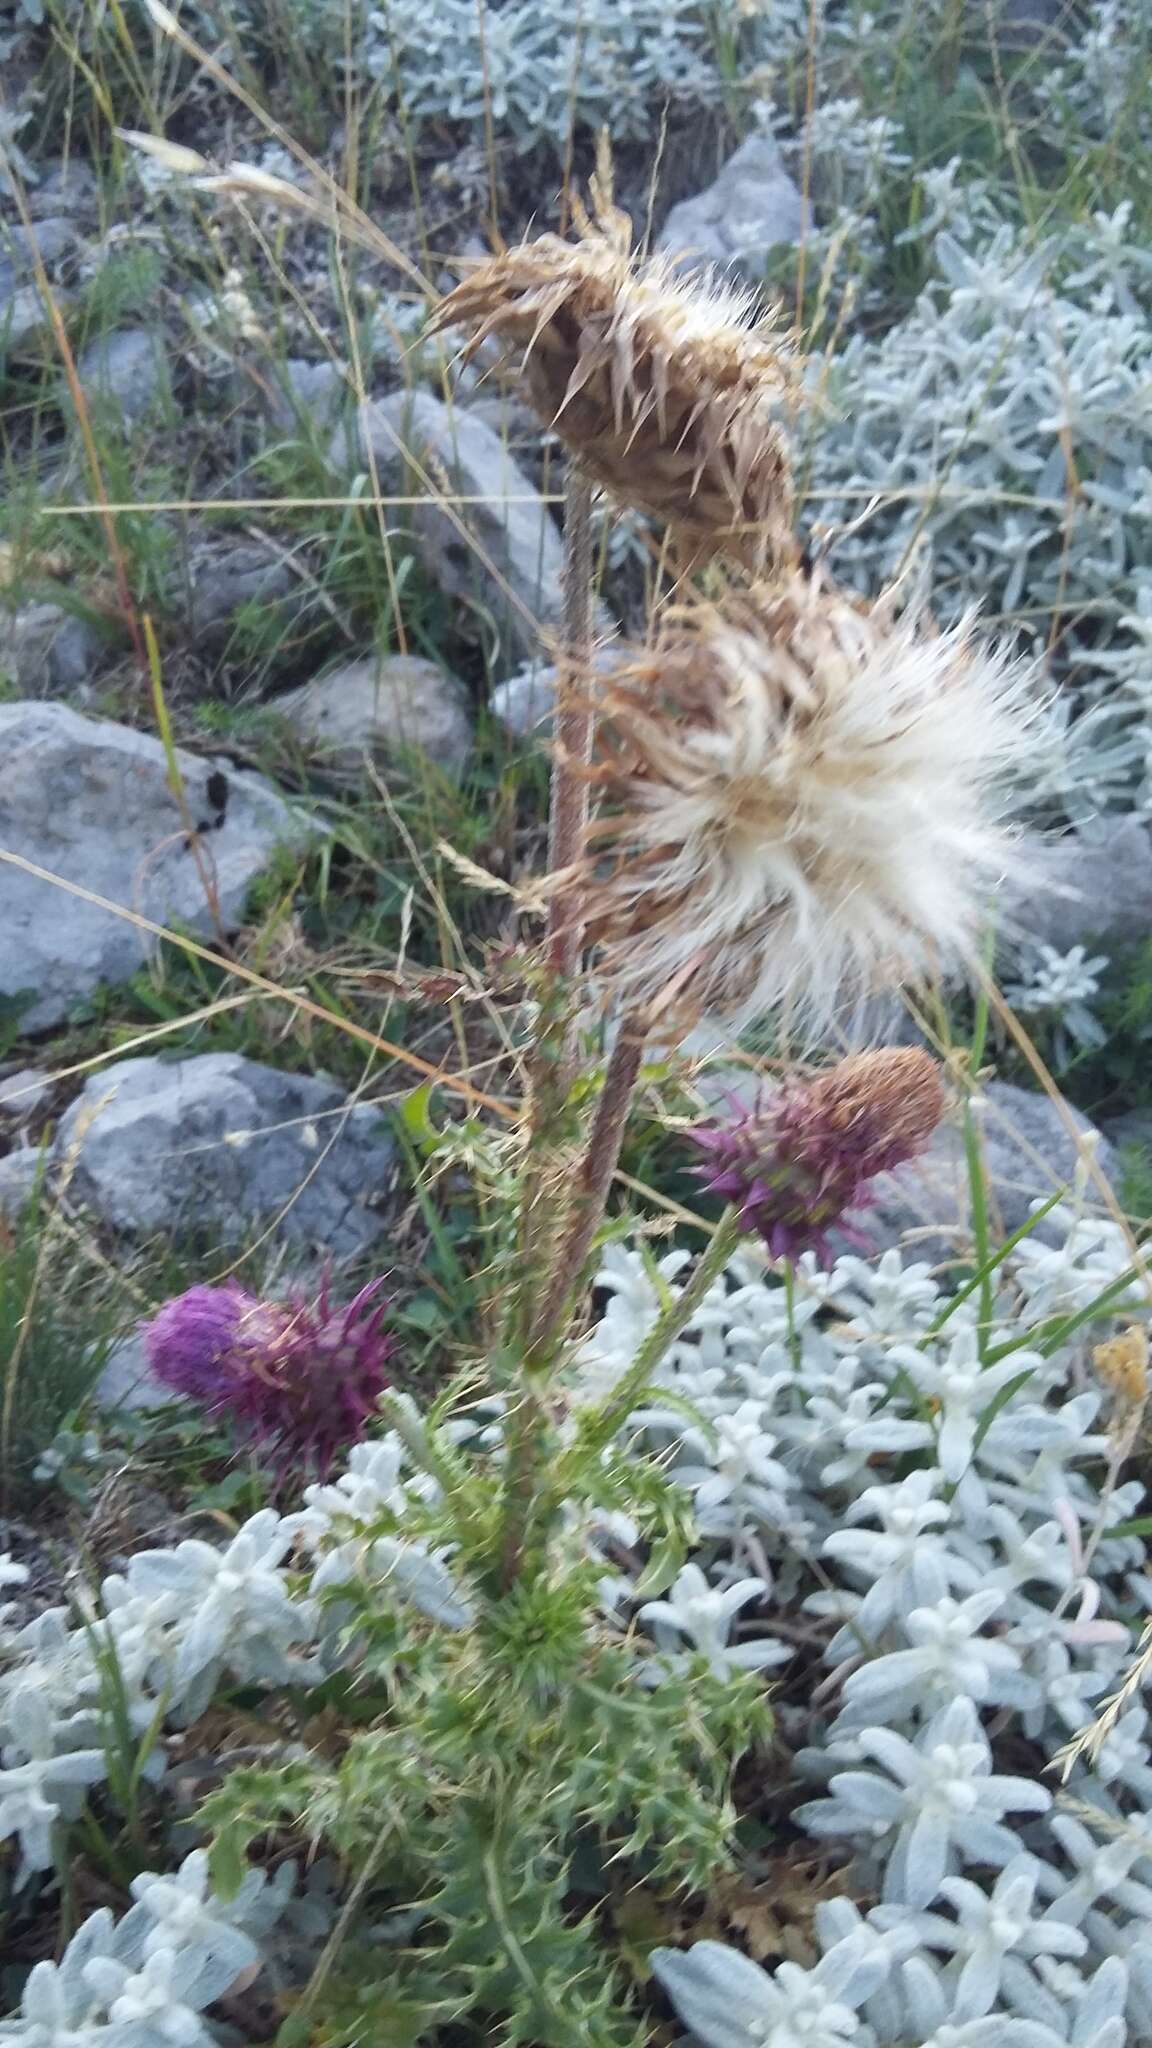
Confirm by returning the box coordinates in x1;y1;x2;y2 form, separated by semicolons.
490;662;557;740
982;0;1068;43
31;160;99;218
0;217;74;293
1001;821;1152;956
491;643;623;741
261;356;347;431
96;1329;172;1412
278;653;472;782
0;1069;52;1118
463;393;542;443
0;603;101;696
1;282;59;353
866;1081;1114;1256
490;642;625;740
331;389;565;662
0;701;308;1032
1102;1109;1152;1155
0;1149;43;1222
0;209;78;349
185;540;300;644
657;134;806;281
56;1052;395;1254
75;328;168;425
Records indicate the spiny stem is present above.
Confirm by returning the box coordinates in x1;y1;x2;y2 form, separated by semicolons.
580;1207;745;1454
497;1008;649;1587
507;471;598;1358
545;469;597;986
496;1379;551;1590
494;474;603;1585
527;1011;650;1361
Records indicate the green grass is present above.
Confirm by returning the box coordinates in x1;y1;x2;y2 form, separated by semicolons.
0;1174;128;1499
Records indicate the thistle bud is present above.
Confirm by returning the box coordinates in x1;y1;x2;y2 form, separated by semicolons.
690;1048;946;1262
431;185;794;573
143;1277;394;1475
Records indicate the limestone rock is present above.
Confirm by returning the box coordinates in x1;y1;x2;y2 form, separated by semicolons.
490;661;556;740
75;328;168;425
1003;821;1152;957
657;134;806;281
331;389;565;662
490;643;625;740
278;653;472;781
1;216;78;352
260;356;347;431
185;539;300;644
0;603;101;696
0;701;308;1031
865;1080;1114;1256
1;217;74;271
56;1052;396;1254
0;1149;42;1222
1;281;58;353
0;1069;52;1119
30;160;99;218
96;1330;171;1412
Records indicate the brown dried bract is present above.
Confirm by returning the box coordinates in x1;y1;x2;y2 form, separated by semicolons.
431;177;795;574
803;1047;947;1162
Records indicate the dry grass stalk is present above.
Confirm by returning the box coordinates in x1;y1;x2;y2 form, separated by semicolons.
574;567;1035;1034
431;171;795;574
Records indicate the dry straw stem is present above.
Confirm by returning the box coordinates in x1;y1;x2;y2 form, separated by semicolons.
431;165;795;574
576;567;1037;1037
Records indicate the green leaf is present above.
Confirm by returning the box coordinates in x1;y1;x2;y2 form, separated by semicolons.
398;1081;439;1148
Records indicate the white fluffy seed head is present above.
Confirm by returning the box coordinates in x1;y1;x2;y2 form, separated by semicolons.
581;570;1040;1035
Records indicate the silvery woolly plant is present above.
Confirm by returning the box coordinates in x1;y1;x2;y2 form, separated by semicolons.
0;152;1062;2048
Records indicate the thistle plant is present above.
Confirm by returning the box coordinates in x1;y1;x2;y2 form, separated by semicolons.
4;115;1049;2045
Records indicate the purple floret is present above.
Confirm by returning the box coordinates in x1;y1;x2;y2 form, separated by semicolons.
143;1275;394;1475
689;1049;945;1265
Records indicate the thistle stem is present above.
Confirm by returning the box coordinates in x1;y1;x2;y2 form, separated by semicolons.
526;1009;650;1361
507;470;598;1356
545;469;597;984
496;1010;650;1587
580;1207;745;1455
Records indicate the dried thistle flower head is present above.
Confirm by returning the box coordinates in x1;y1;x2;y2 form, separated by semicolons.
143;1277;394;1475
691;1048;946;1261
431;177;793;571
580;569;1035;1033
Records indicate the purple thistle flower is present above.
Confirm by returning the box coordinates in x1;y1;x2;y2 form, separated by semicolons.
689;1047;945;1264
143;1275;394;1474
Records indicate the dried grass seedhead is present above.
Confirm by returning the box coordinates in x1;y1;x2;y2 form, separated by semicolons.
431;173;794;573
1093;1325;1149;1429
579;568;1035;1033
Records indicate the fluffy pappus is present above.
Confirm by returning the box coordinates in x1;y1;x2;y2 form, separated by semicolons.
578;569;1039;1034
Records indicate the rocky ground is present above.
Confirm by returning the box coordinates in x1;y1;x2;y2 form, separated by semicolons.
1;0;1149;1464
